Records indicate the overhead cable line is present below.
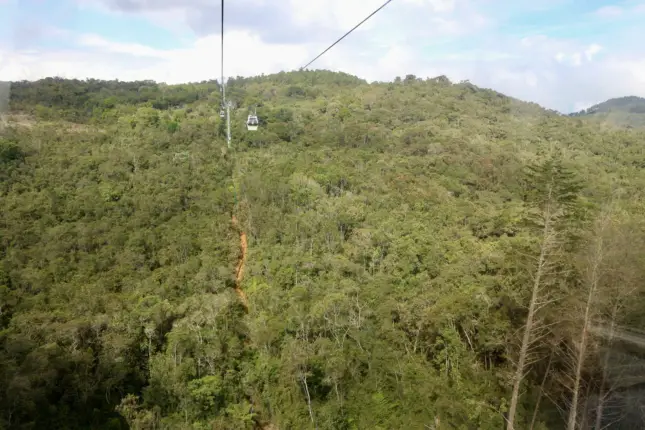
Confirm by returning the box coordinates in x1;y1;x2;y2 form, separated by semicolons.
221;0;231;148
221;0;225;94
299;0;396;71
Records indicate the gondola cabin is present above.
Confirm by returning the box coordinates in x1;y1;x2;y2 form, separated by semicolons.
246;114;259;131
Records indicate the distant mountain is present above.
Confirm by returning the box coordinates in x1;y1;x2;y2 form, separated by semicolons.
569;96;645;128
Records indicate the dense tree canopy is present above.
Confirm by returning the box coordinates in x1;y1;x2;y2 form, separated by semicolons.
2;71;645;429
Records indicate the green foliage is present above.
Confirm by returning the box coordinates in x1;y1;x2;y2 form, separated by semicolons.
9;77;221;124
2;71;645;429
0;137;24;164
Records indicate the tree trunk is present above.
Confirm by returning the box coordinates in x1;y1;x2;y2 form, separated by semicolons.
569;212;608;430
595;304;618;430
507;212;552;430
567;274;597;430
301;373;316;428
530;350;554;429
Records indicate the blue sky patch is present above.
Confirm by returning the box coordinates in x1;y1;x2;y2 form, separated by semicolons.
1;0;194;50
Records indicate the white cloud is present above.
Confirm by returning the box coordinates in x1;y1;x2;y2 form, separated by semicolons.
525;71;538;87
612;59;645;86
584;43;602;61
77;34;167;58
405;0;457;13
1;0;645;113
0;30;310;83
594;2;645;17
595;5;623;17
288;0;387;32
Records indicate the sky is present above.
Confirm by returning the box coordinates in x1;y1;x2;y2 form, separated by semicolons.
1;0;645;113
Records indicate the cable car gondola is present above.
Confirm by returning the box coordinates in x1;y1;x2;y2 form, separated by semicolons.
246;107;259;131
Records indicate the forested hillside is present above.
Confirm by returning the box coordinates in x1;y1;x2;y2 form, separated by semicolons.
569;96;645;128
2;71;645;430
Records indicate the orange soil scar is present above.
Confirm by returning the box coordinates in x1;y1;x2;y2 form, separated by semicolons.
232;216;274;428
232;215;249;311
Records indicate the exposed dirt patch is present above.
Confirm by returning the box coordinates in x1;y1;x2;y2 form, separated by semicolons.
232;215;249;312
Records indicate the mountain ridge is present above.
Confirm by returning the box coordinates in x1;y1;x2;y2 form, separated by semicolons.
569;95;645;127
